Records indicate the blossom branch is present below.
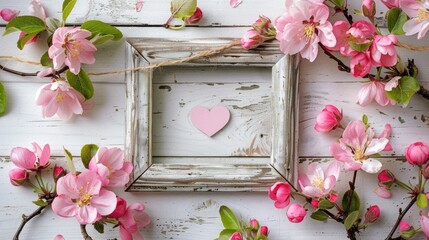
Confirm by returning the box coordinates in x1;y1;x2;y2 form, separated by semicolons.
345;171;358;216
0;64;38;77
13;204;49;240
80;224;93;240
385;196;417;240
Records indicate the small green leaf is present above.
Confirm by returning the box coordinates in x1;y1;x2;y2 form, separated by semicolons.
0;82;7;116
81;144;99;169
17;33;38;50
62;0;77;22
349;41;372;52
66;69;94;99
417;193;428;209
216;229;236;240
81;20;123;42
310;209;329;221
33;199;48;207
219;206;240;230
344;210;360;230
401;227;417;239
362;114;368;125
40;51;53;67
170;0;197;20
93;221;104;234
342;190;361;214
331;0;344;8
386;8;407;35
45;17;62;33
91;34;115;45
4;16;46;35
256;235;268;240
318;200;335;210
385;76;420;107
64;147;76;174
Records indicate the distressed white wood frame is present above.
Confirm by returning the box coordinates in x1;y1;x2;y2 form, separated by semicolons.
125;38;300;191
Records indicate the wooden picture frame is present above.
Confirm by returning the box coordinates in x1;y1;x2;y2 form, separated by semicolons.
125;38;300;191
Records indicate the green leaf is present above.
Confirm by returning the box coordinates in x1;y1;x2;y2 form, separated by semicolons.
344;210;360;230
256;236;268;240
66;69;94;99
45;17;62;33
386;8;407;35
62;0;77;22
318;200;335;210
385;76;420;107
0;82;7;116
4;16;46;35
170;0;197;20
81;144;99;169
216;229;236;240
17;33;38;50
91;34;115;45
349;41;371;52
40;51;53;67
342;190;361;214
33;199;49;207
81;20;123;42
417;193;428;209
310;209;329;221
93;221;104;234
331;0;345;8
362;114;368;125
401;227;417;239
64;147;76;174
219;206;240;230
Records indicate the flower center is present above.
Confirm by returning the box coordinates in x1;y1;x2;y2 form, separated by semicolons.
353;148;367;161
311;176;324;190
298;16;319;44
56;92;64;103
63;34;82;60
78;193;92;207
417;9;429;22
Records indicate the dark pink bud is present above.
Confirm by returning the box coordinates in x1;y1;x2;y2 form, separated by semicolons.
399;220;411;232
286;203;307;223
405;142;429;166
260;226;268;236
377;169;395;186
229;232;242;240
9;168;28;186
108;197;127;218
0;8;19;22
311;199;320;208
364;205;380;223
249;218;259;231
329;193;338;203
314;105;343;133
53;165;66;181
185;7;202;24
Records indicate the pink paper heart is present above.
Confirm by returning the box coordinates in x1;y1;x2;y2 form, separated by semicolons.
190;105;231;137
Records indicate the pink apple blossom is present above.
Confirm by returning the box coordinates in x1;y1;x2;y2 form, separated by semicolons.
374;186;392;198
399;220;411;232
357;80;394;106
241;29;264;49
401;0;429;39
314;104;343;133
371;34;398;67
9;168;29;186
230;0;243;8
286;203;307;223
53;165;66;181
52;171;117;224
10;143;50;171
35;80;85;120
298;161;341;198
421;211;429;238
0;8;19;22
29;0;47;20
362;0;375;18
48;27;97;74
377;169;395;186
275;1;336;62
381;0;399;9
108;197;151;240
350;51;372;77
330;120;390;173
260;226;268;236
89;147;133;187
269;182;292;208
405;142;429;166
364;205;380;223
229;232;242;240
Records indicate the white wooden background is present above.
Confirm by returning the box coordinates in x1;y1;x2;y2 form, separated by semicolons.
0;0;428;239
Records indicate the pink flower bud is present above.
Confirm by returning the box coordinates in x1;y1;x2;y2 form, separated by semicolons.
314;105;343;133
0;8;19;22
260;226;268;236
9;168;28;186
108;197;127;219
19;32;40;45
423;165;429;180
54;234;65;240
241;29;264;49
229;232;242;240
286;203;307;223
377;169;395;186
364;205;380;223
53;165;66;181
249;219;259;231
399;220;411;232
185;7;202;24
268;182;291;209
405;142;429;166
311;199;320;208
329;193;338;203
380;0;399;9
374;186;392;199
362;0;375;19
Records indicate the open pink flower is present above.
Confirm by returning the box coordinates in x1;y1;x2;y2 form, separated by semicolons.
29;0;47;20
314;105;343;133
298;161;340;198
89;147;133;187
109;197;151;240
35;80;85;120
52;171;117;224
350;51;372;77
401;0;429;39
0;8;19;22
421;211;429;238
381;0;399;9
275;1;335;62
269;182;292;209
371;35;398;67
330;120;389;173
48;27;97;74
10;143;50;171
357;80;394;106
286;203;307;223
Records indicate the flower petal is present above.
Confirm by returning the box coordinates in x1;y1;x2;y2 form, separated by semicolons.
361;158;382;173
91;189;117;216
52;195;77;218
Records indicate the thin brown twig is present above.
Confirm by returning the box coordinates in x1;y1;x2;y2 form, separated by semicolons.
385;197;417;240
80;224;93;240
13;205;48;240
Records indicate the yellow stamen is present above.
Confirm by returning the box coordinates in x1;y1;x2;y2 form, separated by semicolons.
311;176;324;190
56;92;63;103
77;193;92;207
417;9;429;22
